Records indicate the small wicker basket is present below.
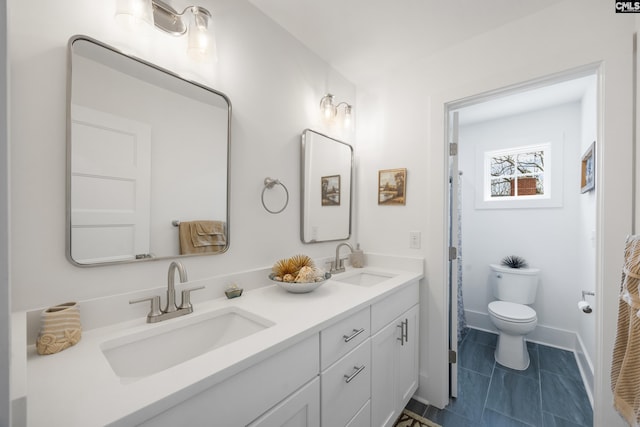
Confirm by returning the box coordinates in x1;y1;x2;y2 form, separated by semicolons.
36;302;82;355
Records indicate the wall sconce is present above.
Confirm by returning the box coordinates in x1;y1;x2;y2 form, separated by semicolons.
319;93;354;129
115;0;217;61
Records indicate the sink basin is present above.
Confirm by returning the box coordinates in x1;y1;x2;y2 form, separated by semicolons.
334;270;397;287
101;307;274;380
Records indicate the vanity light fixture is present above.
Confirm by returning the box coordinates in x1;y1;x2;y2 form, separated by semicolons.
115;0;217;61
319;93;354;129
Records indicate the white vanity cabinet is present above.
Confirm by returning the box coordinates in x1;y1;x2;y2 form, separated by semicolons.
136;334;319;427
370;282;420;427
248;377;320;427
319;307;371;427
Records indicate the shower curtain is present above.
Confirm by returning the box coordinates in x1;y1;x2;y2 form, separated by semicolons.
453;172;468;343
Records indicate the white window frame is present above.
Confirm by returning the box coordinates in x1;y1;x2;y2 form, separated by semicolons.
475;140;563;210
483;143;550;202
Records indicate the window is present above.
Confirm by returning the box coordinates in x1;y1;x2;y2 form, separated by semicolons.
484;143;550;202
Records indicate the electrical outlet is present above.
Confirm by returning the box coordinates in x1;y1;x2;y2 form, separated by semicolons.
409;231;421;249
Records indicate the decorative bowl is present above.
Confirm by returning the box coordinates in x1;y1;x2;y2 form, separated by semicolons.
269;272;331;293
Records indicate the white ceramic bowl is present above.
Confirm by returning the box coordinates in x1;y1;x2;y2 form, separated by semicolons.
269;272;331;293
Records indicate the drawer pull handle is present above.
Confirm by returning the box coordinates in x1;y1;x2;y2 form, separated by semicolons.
397;319;409;345
344;365;365;383
343;328;365;343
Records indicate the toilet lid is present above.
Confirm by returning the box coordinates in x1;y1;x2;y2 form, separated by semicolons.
488;301;536;323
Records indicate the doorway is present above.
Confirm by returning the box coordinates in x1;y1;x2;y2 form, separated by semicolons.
445;66;599;405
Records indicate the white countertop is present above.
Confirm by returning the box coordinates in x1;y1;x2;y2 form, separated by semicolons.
18;256;423;427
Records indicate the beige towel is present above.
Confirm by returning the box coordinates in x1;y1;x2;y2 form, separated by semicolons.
612;235;640;426
179;220;227;255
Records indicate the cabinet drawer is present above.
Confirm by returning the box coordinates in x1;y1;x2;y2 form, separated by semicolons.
371;281;418;333
321;339;371;427
321;307;370;370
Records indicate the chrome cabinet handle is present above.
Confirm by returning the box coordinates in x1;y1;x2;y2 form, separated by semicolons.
344;365;365;383
403;318;409;343
397;319;409;345
343;328;365;343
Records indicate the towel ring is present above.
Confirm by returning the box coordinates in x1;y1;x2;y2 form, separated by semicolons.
262;177;289;214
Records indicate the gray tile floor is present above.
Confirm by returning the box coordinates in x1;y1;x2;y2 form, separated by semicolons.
406;329;593;427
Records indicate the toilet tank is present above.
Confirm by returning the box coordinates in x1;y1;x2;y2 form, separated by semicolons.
490;264;540;304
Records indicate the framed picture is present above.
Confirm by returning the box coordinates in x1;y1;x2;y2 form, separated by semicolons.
378;168;407;205
321;175;340;206
580;142;595;193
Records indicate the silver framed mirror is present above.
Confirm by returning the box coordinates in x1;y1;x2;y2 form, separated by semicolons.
300;129;353;243
66;35;231;266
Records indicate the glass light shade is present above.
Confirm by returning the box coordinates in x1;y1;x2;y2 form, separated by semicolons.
343;105;353;128
115;0;153;28
320;95;335;120
187;7;217;62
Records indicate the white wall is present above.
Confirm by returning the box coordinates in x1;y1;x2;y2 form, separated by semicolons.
459;101;583;335
356;2;634;425
7;0;355;312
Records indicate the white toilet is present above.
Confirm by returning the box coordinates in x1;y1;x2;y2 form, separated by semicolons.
487;263;539;370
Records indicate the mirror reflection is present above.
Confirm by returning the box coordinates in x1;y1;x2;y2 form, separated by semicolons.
301;129;353;243
67;36;231;266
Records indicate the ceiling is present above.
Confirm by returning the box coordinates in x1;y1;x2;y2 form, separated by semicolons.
456;74;596;126
249;0;590;124
249;0;565;86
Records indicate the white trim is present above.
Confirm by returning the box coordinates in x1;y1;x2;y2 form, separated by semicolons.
474;134;564;210
483;143;550;201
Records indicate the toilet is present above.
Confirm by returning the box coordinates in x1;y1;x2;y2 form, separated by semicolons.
487;263;539;370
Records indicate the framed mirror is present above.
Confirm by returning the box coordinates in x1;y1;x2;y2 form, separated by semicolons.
300;129;353;243
67;36;231;266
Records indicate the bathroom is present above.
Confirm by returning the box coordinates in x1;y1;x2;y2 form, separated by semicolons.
0;1;637;426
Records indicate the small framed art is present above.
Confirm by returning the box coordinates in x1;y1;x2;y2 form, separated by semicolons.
321;175;340;206
378;168;406;205
580;142;595;193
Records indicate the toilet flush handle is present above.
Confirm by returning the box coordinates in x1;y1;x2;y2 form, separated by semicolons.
496;273;502;279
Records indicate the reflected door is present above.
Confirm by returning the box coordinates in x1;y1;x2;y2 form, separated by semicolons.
70;105;151;263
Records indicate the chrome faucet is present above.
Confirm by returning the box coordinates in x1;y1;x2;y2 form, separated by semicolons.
165;260;188;313
129;261;204;323
331;242;354;274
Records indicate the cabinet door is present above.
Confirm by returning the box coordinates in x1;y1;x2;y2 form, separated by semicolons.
248;377;320;427
371;319;402;427
396;304;419;408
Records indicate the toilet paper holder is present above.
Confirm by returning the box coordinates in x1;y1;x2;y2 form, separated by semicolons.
579;290;595;314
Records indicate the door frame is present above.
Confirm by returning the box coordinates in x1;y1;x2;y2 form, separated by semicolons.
443;63;602;403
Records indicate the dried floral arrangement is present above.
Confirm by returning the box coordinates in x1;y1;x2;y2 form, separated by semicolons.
271;254;326;283
501;255;528;269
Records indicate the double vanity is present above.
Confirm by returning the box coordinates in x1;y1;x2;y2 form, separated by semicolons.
15;255;423;426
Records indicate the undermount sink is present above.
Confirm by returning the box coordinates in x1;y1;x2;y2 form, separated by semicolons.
101;307;274;381
333;270;397;287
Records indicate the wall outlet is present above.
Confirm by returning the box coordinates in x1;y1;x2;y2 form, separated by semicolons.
409;231;421;249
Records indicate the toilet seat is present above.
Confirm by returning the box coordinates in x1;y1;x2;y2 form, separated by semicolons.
488;301;536;323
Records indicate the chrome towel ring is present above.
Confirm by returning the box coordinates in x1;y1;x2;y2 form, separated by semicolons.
262;177;289;214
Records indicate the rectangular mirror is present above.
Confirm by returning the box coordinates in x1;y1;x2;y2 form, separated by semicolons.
300;129;353;243
67;36;231;266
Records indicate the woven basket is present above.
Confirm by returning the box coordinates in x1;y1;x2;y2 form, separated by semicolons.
36;302;82;355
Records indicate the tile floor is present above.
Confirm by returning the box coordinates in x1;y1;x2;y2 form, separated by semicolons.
405;329;593;427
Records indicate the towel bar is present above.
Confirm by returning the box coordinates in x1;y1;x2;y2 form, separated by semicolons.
262;177;289;214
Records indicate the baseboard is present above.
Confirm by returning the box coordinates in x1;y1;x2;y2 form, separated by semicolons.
464;308;594;407
574;333;594;407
